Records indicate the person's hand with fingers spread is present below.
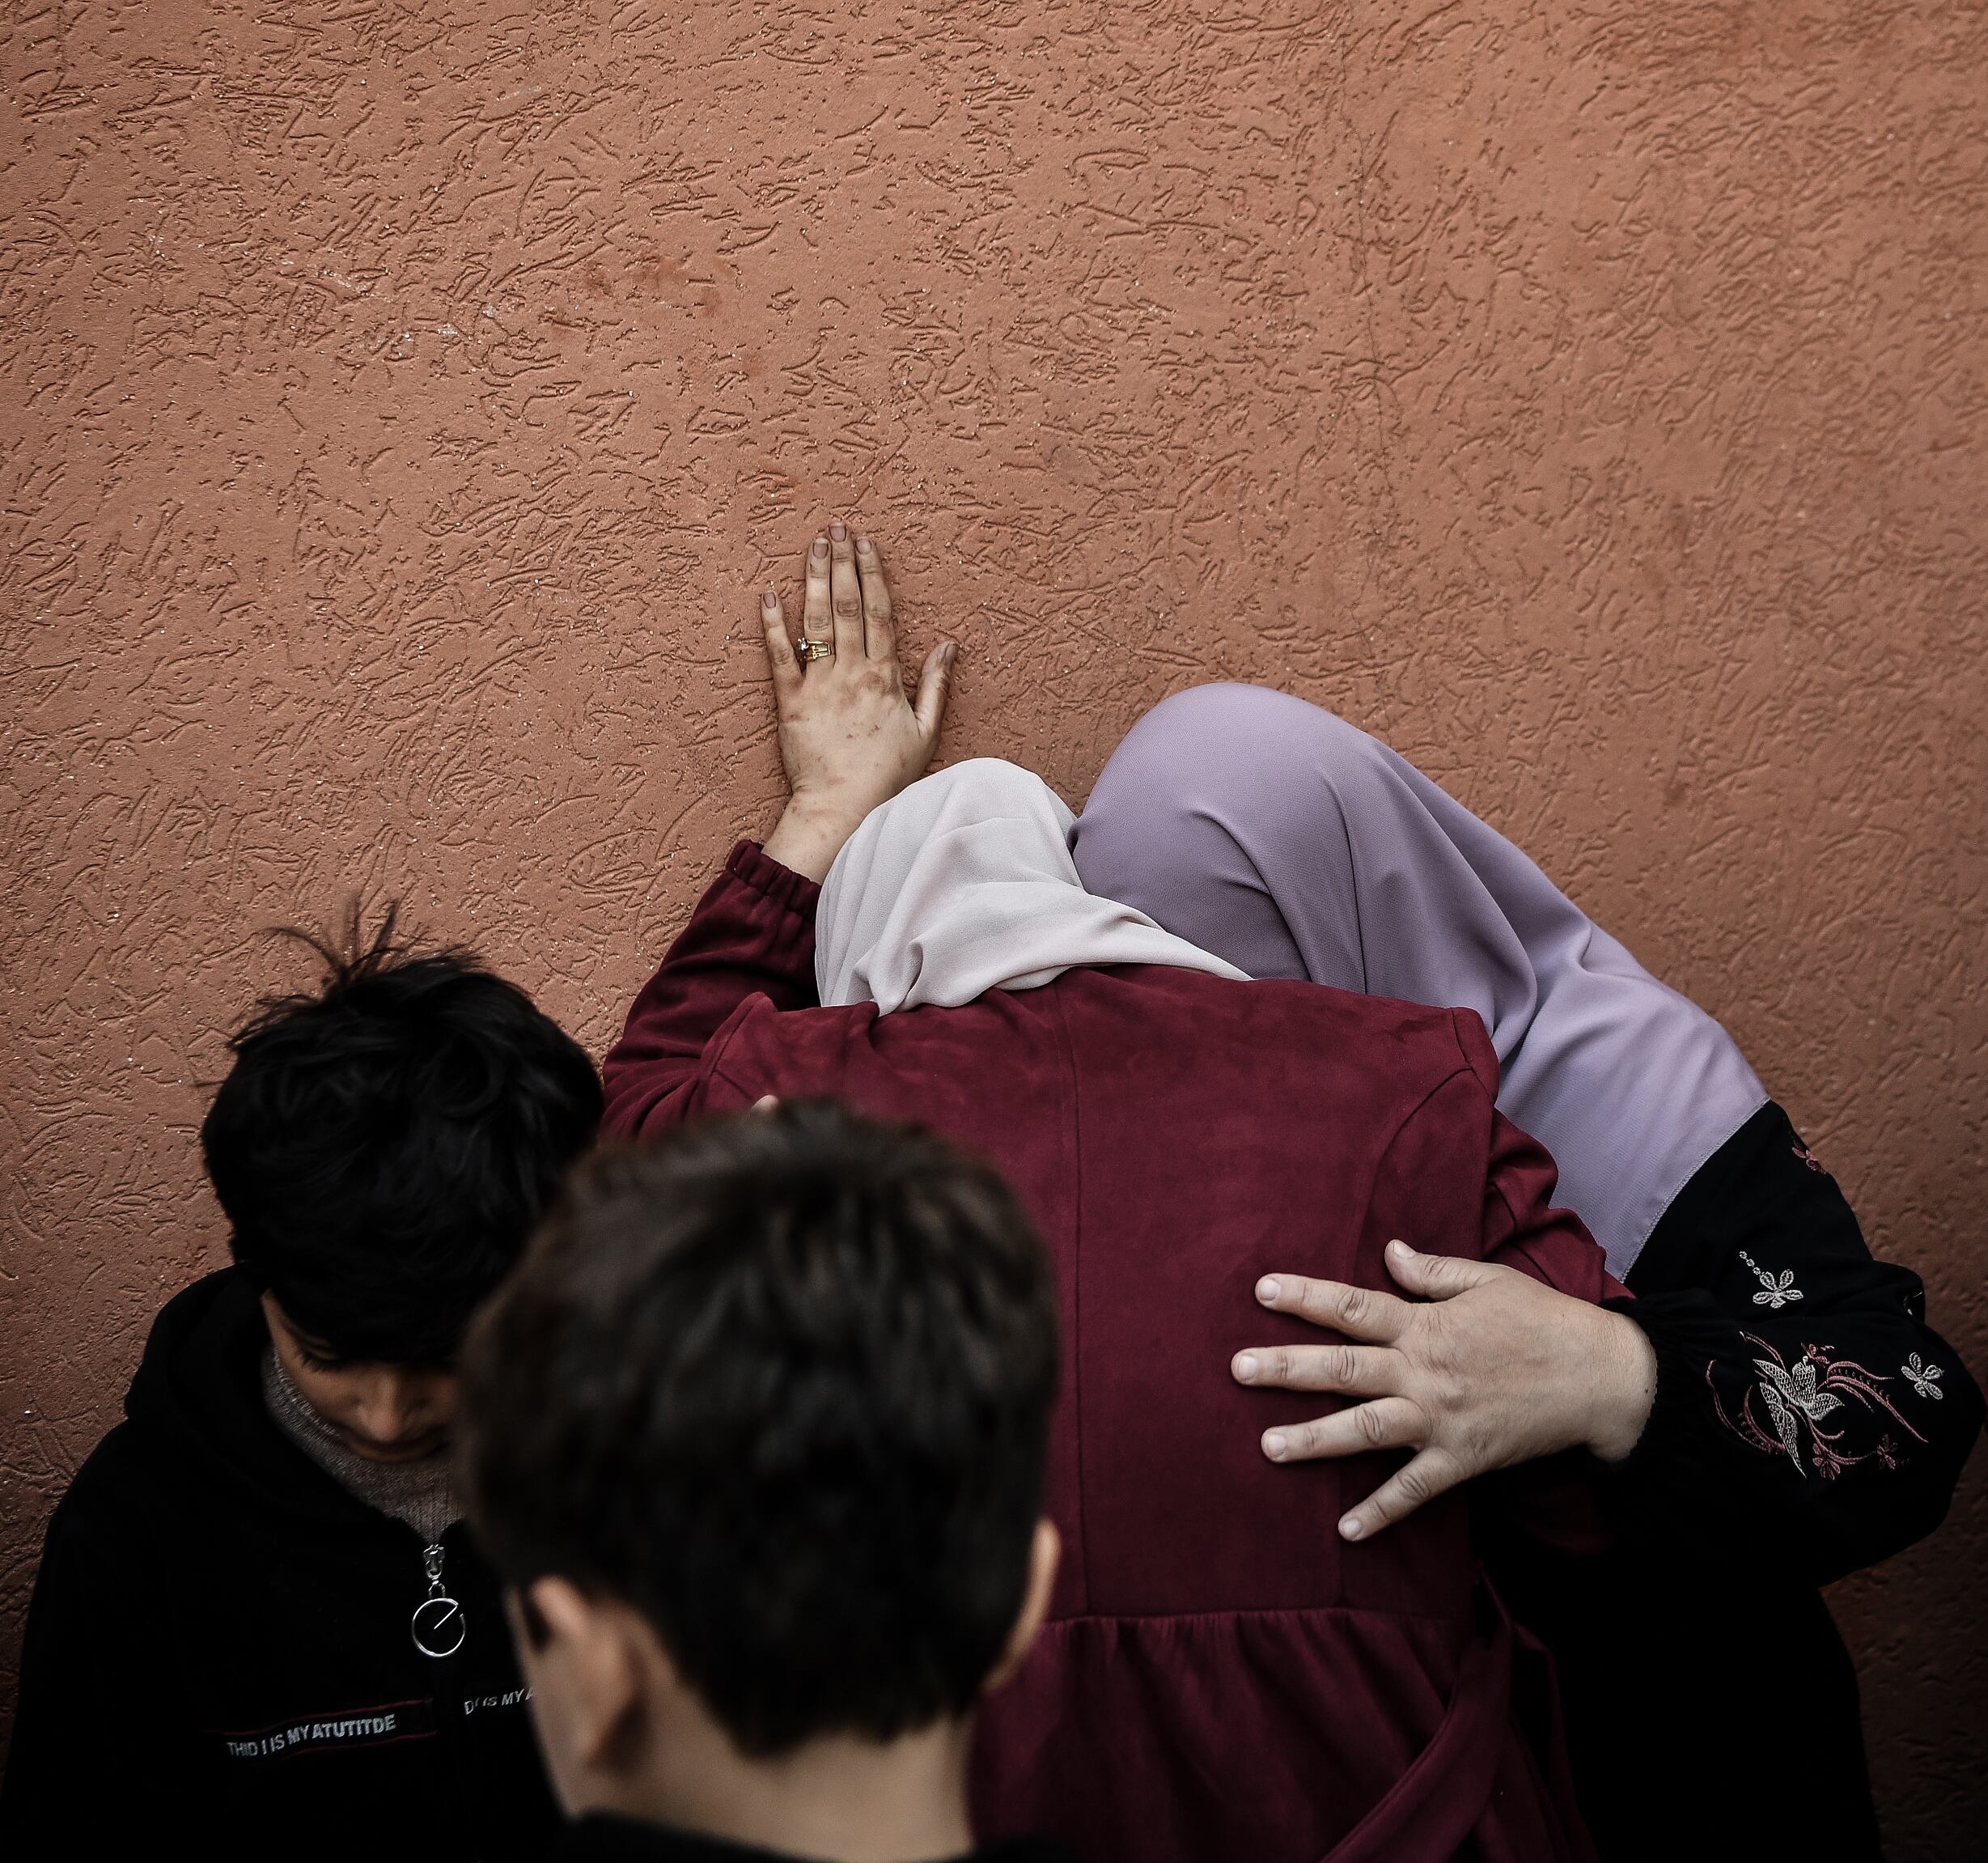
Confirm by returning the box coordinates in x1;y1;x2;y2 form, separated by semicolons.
758;523;956;883
1232;1240;1658;1543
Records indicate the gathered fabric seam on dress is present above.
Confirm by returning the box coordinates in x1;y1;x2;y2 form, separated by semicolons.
1049;979;1096;1616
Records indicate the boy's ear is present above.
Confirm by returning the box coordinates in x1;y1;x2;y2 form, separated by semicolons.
983;1518;1060;1696
522;1577;649;1776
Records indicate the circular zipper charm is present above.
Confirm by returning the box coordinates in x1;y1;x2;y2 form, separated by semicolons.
412;1593;467;1658
412;1539;466;1658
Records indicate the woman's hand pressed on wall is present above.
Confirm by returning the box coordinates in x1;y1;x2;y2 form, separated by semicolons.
1232;1241;1659;1541
759;525;956;883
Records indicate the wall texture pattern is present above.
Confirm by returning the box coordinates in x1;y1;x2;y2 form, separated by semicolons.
3;0;1983;1849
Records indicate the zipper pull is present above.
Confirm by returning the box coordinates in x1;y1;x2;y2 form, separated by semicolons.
411;1538;467;1658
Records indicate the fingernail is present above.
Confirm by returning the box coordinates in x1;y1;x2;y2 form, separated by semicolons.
811;537;829;562
1256;1276;1280;1304
1265;1432;1288;1461
855;533;872;553
1388;1240;1413;1258
1234;1353;1260;1381
942;640;958;664
1340;1517;1363;1541
829;520;847;541
761;588;778;609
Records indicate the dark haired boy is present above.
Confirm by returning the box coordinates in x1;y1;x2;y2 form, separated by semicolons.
0;915;602;1857
457;1101;1075;1863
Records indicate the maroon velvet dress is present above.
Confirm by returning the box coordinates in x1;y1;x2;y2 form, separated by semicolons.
604;842;1611;1863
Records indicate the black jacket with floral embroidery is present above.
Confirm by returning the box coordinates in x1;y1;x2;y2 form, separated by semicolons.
1482;1099;1981;1863
1601;1100;1982;1581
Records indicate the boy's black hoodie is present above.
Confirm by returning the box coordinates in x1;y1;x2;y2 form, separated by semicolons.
0;1269;559;1858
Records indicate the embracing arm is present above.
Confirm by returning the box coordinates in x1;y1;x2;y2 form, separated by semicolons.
602;526;954;1139
1602;1103;1982;1581
1233;1024;1982;1571
600;842;825;1138
1234;1017;1654;1541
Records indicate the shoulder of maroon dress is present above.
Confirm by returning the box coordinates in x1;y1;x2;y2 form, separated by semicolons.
1049;967;1484;1113
1063;963;1465;1040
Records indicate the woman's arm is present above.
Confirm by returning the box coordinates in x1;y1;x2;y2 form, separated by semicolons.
1604;1102;1982;1581
602;527;955;1137
600;842;826;1138
1231;1019;1655;1543
1231;1080;1982;1568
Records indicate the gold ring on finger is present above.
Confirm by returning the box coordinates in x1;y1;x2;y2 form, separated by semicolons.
795;637;832;662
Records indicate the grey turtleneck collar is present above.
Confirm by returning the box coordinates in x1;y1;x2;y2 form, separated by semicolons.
261;1347;460;1544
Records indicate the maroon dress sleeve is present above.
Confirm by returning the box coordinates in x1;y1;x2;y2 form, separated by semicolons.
1447;1009;1621;1302
600;841;821;1140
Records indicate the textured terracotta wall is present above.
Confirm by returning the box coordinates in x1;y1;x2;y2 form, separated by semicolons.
4;0;1984;1847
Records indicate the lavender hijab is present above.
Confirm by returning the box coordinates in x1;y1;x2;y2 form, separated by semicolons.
1070;685;1772;1279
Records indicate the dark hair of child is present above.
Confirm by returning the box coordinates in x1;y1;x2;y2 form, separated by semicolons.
201;903;604;1364
457;1100;1061;1756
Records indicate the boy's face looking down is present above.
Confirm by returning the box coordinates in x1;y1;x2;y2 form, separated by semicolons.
458;1101;1063;1846
261;1292;456;1464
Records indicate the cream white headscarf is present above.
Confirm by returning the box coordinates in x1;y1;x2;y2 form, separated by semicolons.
816;760;1248;1012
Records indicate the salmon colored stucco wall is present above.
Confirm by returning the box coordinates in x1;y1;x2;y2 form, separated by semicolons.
4;0;1984;1848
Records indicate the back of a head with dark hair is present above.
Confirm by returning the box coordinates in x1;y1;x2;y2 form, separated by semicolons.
201;903;604;1364
457;1101;1061;1758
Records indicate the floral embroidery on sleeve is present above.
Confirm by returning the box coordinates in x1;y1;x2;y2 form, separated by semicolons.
1740;1250;1804;1310
1901;1354;1945;1401
1710;1336;1926;1479
1790;1139;1828;1174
